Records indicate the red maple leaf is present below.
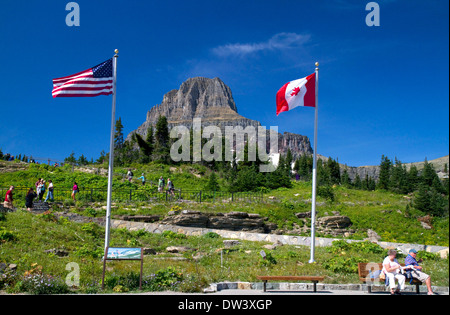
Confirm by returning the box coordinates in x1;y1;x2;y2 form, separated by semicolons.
290;87;301;97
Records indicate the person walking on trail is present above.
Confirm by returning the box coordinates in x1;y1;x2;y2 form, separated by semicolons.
25;188;37;212
405;249;436;295
71;182;79;201
127;169;134;182
44;180;54;202
3;185;14;210
158;176;165;192
166;178;175;196
138;173;146;186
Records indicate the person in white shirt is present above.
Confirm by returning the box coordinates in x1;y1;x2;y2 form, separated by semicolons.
382;249;406;295
44;180;54;202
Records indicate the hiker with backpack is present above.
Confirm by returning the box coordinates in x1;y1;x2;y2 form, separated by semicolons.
158;176;165;192
127;169;134;182
166;178;175;196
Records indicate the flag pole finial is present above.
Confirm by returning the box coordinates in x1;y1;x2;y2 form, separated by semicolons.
315;61;319;68
114;49;119;55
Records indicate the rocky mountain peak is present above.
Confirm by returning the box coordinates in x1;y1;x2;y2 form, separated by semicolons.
128;77;313;159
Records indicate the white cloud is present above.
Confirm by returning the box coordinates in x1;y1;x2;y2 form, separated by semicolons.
211;32;311;58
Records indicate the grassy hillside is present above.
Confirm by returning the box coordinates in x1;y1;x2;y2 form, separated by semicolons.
1;211;448;294
0;160;448;247
0;160;448;294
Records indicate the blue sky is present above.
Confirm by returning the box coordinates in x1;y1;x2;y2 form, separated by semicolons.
0;0;448;167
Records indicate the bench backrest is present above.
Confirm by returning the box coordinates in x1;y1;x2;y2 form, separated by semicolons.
358;263;383;278
358;262;410;278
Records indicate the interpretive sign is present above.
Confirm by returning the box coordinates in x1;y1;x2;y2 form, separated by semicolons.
106;247;142;260
102;247;144;290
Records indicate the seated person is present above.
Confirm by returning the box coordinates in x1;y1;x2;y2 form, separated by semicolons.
405;249;435;295
382;249;406;295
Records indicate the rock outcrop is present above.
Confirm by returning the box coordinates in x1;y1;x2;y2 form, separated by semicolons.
160;210;275;233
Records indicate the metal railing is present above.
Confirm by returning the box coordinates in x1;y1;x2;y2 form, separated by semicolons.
0;187;264;205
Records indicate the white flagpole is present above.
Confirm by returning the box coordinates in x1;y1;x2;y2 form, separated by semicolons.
309;62;319;263
104;49;119;251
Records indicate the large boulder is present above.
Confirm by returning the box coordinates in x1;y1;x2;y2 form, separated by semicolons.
317;216;352;229
161;212;209;227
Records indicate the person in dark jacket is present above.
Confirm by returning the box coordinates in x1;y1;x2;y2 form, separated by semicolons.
25;188;37;211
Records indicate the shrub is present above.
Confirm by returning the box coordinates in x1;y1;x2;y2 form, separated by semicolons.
317;186;335;202
0;228;16;243
323;256;368;274
161;230;186;239
0;268;18;290
38;210;57;222
74;245;103;259
327;240;385;255
417;251;440;261
260;251;277;267
83;207;97;217
140;267;184;291
203;232;220;239
19;273;70;295
80;222;102;237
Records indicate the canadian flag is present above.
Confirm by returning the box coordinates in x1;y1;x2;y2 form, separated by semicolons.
276;73;316;116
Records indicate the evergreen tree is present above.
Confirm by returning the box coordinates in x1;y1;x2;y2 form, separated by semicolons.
146;126;155;157
78;154;89;165
205;172;220;191
133;132;152;163
413;183;431;213
286;148;293;176
341;167;351;187
153;116;170;163
114;117;124;149
421;159;439;187
317;159;330;186
377;155;392;190
369;176;376;191
96;150;106;164
64;151;77;164
390;158;409;194
112;117;126;165
327;157;341;185
265;155;292;190
354;174;362;189
408;165;420;192
296;155;311;181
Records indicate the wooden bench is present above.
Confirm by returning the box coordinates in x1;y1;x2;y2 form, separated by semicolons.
256;276;325;292
358;263;422;294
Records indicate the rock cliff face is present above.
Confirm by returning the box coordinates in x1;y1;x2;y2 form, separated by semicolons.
127;77;313;158
340;155;449;182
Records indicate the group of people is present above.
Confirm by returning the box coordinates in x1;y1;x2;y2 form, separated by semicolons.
24;178;55;211
158;176;175;195
2;153;15;161
381;249;436;295
126;170;175;195
3;180;80;212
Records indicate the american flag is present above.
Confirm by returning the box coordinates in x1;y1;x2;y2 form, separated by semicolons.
52;58;114;97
